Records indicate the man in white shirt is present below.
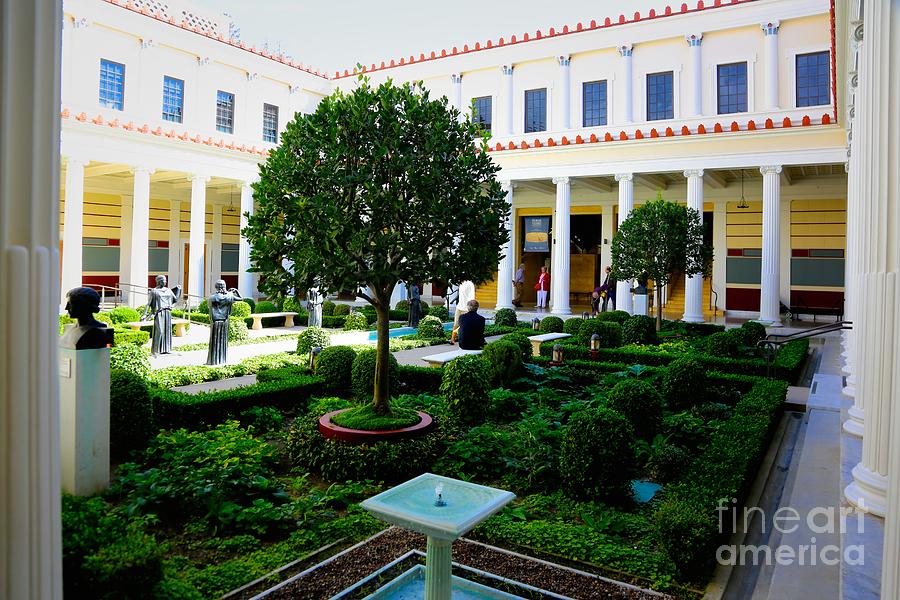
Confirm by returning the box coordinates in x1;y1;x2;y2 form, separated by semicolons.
512;263;525;307
451;280;476;344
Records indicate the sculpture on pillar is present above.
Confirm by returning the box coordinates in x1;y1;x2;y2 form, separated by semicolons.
306;287;324;329
60;287;114;350
408;283;422;327
142;275;181;356
206;280;242;365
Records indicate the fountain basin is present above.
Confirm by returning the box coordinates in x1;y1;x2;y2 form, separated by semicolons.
364;565;523;599
319;409;434;443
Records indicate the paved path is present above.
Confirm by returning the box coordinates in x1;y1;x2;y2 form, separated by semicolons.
171;374;258;395
391;335;505;367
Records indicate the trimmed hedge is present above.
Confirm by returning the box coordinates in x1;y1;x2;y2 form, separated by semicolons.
494;308;518;327
110;369;154;459
622;315;657;345
578;320;623;347
114;329;150;346
440;354;490;424
538;316;564;333
396;365;443;395
315;345;357;393
481;340;524;388
607;378;663;440
560;408;637;502
562;318;583;335
351;348;399;399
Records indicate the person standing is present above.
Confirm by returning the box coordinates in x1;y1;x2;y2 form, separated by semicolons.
451;280;476;343
599;266;617;312
512;263;525;307
206;280;242;365
535;266;550;310
142;275;181;356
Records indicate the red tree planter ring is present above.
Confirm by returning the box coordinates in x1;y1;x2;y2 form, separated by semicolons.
318;409;434;443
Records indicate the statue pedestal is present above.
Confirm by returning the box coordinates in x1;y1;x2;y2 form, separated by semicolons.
59;347;110;496
633;292;650;316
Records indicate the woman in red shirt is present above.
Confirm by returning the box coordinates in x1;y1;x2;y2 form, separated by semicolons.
535;266;550;310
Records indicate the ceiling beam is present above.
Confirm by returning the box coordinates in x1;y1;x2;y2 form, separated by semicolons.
635;174;668;191
84;163;132;178
575;177;613;193
780;169;794;187
516;180;556;194
704;170;729;189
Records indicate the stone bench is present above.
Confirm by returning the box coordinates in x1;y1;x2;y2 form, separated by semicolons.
528;332;572;357
249;312;298;330
421;348;483;368
126;319;189;337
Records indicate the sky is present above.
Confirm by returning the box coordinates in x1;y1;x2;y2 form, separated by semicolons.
186;0;667;74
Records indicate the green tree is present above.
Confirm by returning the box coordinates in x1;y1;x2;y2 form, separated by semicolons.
244;78;508;414
611;193;709;331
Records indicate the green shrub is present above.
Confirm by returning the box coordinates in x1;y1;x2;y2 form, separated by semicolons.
579;320;624;347
481;340;524;388
228;317;250;342
598;310;631;324
59;314;75;335
663;357;707;411
395;299;410;312
486;389;528;423
242;297;256;313
607;379;663;440
502;333;533;362
231;301;251;318
296;327;329;355
82;529;164;595
94;312;113;325
560;408;636;502
110;344;150;379
238;406;284;433
739;321;767;346
197;298;209;314
493;308;518;327
648;443;694;483
343;311;369;331
563;317;583;335
110;369;154;460
440;355;490;424
114;329;150;347
282;296;303;314
254;300;278;314
396;365;443;395
322;299;336;316
428;305;450;322
538;315;564;333
106;306;141;324
622;315;658;345
316;345;356;393
417;315;446;339
704;331;740;358
333;303;351;316
351;348;399;399
653;496;719;577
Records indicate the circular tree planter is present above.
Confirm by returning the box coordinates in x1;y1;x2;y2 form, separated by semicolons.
318;409;434;443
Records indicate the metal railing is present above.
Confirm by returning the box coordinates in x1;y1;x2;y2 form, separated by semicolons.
756;320;853;377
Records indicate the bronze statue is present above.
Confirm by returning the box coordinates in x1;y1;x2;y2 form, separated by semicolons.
60;287;114;350
408;283;422;327
306;287;323;329
143;275;181;356
206;280;242;365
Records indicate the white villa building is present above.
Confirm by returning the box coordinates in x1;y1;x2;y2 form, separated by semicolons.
4;0;900;597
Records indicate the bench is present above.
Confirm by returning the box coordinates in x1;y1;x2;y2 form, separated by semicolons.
249;312;298;330
126;319;189;337
421;349;483;368
787;298;844;323
528;332;572;357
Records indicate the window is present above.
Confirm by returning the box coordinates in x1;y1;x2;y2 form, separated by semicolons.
262;103;279;143
717;62;748;114
162;76;184;123
216;90;235;134
473;96;492;135
582;80;608;127
524;88;547;133
99;59;125;110
646;72;674;121
796;51;830;107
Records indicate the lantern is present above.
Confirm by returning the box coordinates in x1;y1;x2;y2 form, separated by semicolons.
551;343;564;365
590;333;601;360
309;346;322;372
532;317;541;330
582;311;590;319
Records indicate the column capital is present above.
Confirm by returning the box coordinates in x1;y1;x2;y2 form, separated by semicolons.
683;169;705;179
759;165;782;176
450;73;462;84
499;180;517;192
615;173;634;182
556;55;571;67
685;33;703;46
188;174;211;184
501;64;514;76
241;180;255;192
140;38;156;50
617;43;633;57
247;72;260;82
131;165;155;176
63;155;90;168
851;20;863;42
552;176;570;186
68;16;91;29
760;20;780;35
289;84;302;95
197;56;211;67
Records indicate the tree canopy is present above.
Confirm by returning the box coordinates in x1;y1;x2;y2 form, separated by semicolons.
243;77;509;413
611;194;709;330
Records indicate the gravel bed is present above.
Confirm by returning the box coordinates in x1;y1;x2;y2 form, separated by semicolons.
261;527;669;600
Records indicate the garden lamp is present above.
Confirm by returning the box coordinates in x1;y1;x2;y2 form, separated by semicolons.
582;311;590;319
551;343;564;366
310;346;322;372
532;317;541;330
590;333;601;360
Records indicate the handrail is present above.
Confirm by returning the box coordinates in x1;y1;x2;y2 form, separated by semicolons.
756;320;852;377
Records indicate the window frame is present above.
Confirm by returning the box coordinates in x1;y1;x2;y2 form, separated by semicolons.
99;58;126;111
472;95;493;136
262;103;279;143
716;62;749;115
645;71;675;121
216;90;235;134
161;75;184;123
524;88;547;133
582;80;608;127
793;48;831;108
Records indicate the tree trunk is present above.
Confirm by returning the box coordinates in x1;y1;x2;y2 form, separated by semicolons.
372;296;392;415
656;285;663;331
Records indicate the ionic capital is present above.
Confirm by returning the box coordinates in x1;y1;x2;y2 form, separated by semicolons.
552;176;571;186
450;73;462;85
683;169;705;179
501;64;514;76
759;165;782;176
188;174;211;184
685;33;703;46
617;44;633;57
761;21;780;35
615;173;634;182
556;55;571;67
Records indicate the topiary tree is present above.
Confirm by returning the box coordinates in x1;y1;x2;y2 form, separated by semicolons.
107;306;141;324
607;379;664;440
578;320;623;347
244;78;508;415
427;305;450;322
611;193;710;331
663;356;707;410
321;299;336;316
440;355;490;424
227;318;250;343
315;345;357;393
342;312;369;331
352;348;399;400
109;369;154;460
481;340;524;388
254;300;277;314
417;315;446;340
560;408;637;502
738;321;767;347
563;317;583;335
598;310;631;325
395;299;410;313
242;297;256;313
538;315;564;333
622;315;658;345
333;303;351;316
704;331;740;358
501;332;533;363
297;326;329;355
230;301;251;319
493;308;518;328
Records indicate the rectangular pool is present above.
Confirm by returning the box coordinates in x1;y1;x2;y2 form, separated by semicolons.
366;323;452;341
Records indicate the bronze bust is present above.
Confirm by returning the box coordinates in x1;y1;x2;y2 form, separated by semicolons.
59;287;114;350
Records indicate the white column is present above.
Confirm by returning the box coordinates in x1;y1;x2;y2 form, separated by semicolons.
761;21;780;110
758;166;782;325
496;181;515;310
450;73;462;116
1;0;64;596
238;181;256;298
128;166;153;306
187;174;209;305
550;177;571;315
685;34;703;116
683;169;705;322
210;204;223;286
61;156;87;303
617;45;634;124
501;65;514;135
167;200;181;288
557;55;571;130
712;202;727;310
615;173;634;314
601;204;614;273
118;195;133;292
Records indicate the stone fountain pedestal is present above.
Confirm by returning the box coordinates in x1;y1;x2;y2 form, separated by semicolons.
360;473;516;600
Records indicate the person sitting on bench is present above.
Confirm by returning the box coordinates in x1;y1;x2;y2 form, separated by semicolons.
457;299;486;350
